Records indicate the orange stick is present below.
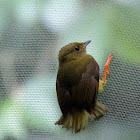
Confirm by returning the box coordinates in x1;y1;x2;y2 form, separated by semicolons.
102;54;112;83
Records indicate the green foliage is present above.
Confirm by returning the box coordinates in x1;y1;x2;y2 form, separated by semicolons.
108;4;140;65
0;97;27;140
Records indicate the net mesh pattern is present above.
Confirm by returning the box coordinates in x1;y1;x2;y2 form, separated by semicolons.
0;0;140;140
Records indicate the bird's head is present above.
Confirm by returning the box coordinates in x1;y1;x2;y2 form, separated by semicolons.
59;40;91;64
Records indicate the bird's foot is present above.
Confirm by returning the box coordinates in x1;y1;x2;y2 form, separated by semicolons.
98;79;105;92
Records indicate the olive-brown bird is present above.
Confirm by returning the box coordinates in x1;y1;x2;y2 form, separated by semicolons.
55;40;112;133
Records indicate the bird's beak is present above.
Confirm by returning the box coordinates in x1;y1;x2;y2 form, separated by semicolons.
84;40;91;47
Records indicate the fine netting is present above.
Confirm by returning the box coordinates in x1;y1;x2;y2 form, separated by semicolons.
0;0;140;140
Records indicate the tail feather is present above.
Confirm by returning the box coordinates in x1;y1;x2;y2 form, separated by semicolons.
55;102;107;133
55;109;89;133
90;101;108;120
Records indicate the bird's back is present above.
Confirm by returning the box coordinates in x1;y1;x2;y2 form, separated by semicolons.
57;54;98;88
57;54;99;112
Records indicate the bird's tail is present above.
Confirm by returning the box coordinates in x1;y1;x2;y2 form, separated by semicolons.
55;102;107;133
55;109;89;133
90;101;108;120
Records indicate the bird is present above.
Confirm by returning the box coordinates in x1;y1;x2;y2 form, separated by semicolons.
55;40;112;133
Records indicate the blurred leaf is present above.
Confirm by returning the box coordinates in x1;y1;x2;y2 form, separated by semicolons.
0;97;27;140
108;4;140;65
22;74;61;134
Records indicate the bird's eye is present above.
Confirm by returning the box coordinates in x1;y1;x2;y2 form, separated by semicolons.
75;46;80;51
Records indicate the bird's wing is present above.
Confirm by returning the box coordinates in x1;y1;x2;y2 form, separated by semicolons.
71;58;99;112
56;78;72;115
56;57;99;114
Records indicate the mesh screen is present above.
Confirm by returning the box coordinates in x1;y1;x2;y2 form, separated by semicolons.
0;0;140;140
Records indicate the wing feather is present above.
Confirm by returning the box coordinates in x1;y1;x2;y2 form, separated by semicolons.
56;57;99;114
